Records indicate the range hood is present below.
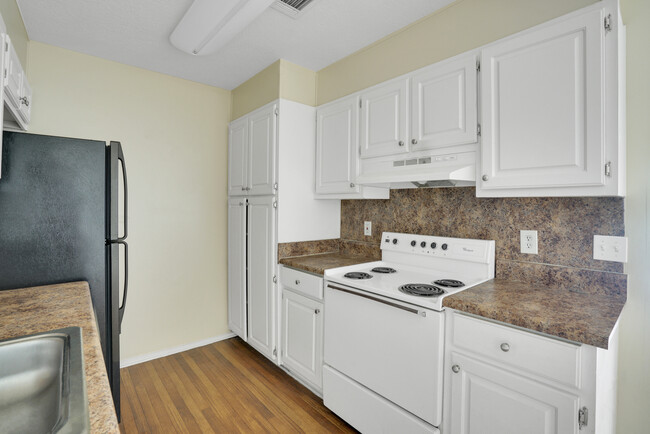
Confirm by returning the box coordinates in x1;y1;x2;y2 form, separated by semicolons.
356;151;476;189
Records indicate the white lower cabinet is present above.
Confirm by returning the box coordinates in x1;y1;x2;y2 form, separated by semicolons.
279;266;324;392
227;198;247;341
281;289;323;390
443;310;619;434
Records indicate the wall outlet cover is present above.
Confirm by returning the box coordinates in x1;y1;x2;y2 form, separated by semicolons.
594;235;628;263
520;230;538;254
364;221;372;236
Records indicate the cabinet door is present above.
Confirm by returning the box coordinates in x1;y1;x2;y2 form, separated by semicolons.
248;105;277;196
4;39;22;108
282;290;323;389
228;117;248;196
448;352;580;434
247;196;277;360
411;54;477;151
227;198;247;340
315;96;360;194
480;9;605;191
359;78;409;158
18;77;31;124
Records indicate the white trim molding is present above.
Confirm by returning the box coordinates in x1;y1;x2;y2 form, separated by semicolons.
120;332;237;368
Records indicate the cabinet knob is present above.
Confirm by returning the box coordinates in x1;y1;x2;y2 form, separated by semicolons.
411;139;418;145
482;175;489;182
350;182;355;188
451;364;460;373
315;309;320;314
246;187;251;191
241;187;246;191
398;141;405;146
500;343;510;352
295;279;300;285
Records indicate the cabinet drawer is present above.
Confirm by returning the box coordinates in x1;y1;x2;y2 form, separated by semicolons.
280;266;323;300
451;312;581;388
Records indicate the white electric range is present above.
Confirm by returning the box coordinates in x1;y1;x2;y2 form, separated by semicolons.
322;232;495;433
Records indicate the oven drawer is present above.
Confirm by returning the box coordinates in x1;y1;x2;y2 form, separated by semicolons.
324;282;444;426
281;266;323;300
450;312;581;388
323;366;439;434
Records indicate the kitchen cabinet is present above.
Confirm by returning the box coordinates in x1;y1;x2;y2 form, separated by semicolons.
228;103;277;196
410;53;478;151
315;96;388;199
3;35;31;130
443;310;619;434
227;197;247;341
281;286;323;391
246;195;277;360
477;3;625;197
359;78;409;159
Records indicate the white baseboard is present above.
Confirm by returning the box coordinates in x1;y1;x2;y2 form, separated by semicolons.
120;332;237;368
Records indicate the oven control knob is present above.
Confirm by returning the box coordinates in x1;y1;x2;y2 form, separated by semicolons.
430;242;437;249
420;241;426;248
410;240;417;247
441;243;448;250
392;238;398;245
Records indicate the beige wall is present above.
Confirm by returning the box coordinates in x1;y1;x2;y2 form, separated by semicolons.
231;59;317;120
26;41;232;361
617;0;650;431
316;0;597;104
0;0;29;67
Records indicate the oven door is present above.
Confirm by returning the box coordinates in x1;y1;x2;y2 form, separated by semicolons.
324;282;444;426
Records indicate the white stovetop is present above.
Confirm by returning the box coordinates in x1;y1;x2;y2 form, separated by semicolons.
324;260;488;311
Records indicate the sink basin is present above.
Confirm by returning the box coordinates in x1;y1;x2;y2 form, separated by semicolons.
0;327;89;434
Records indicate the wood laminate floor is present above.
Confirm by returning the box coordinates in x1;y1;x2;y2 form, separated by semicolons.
119;337;356;433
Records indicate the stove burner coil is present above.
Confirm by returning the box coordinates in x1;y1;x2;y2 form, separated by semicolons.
371;267;397;274
433;279;465;288
344;272;373;280
399;283;445;297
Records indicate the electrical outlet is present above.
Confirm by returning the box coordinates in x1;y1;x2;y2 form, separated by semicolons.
520;230;538;254
593;235;628;262
364;221;372;236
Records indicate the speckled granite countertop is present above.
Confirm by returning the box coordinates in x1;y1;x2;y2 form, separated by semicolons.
443;279;625;349
0;282;119;433
279;252;376;275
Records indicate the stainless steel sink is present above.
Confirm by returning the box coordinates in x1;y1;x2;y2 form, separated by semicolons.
0;327;89;434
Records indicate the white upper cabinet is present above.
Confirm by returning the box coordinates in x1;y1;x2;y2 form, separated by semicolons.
228;117;248;196
359;78;410;158
228;103;277;196
2;35;31;132
316;96;359;195
478;4;624;197
248;104;277;196
315;96;389;199
411;53;478;151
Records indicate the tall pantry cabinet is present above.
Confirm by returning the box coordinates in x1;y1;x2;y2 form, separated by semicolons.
227;99;340;363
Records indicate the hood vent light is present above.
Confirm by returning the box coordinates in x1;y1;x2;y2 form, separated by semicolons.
272;0;316;18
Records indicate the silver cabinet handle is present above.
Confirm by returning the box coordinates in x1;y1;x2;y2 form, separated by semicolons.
350;182;355;188
482;175;489;181
452;364;460;373
398;141;405;146
327;284;426;317
295;279;300;285
500;343;510;352
241;186;246;191
315;309;320;314
246;187;251;191
411;139;418;145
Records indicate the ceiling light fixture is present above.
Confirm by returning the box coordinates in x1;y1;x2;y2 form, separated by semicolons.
170;0;275;56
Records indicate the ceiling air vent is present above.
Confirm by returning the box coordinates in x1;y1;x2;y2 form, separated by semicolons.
272;0;316;18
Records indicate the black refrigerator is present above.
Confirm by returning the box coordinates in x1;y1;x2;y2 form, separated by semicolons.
0;131;128;419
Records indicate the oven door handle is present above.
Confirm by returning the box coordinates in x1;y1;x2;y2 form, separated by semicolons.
327;284;427;317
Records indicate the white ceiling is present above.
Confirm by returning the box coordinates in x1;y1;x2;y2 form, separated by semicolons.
17;0;455;90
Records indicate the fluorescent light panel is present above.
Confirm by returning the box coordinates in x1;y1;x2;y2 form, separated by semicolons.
170;0;274;56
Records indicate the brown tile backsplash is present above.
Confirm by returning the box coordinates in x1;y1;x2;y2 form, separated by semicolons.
278;239;340;259
340;187;626;295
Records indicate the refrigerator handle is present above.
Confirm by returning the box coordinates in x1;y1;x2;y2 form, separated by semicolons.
111;141;128;241
114;239;129;332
